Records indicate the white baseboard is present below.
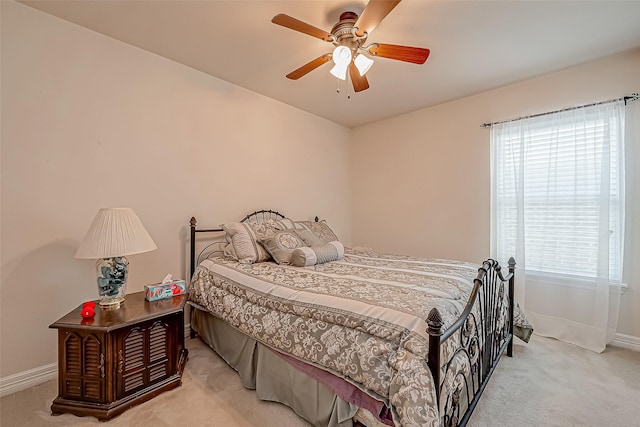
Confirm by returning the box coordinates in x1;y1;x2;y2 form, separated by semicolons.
611;333;640;352
0;363;57;398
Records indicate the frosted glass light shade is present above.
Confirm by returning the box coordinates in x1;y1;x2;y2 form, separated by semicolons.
75;208;157;259
330;45;352;80
330;63;349;80
332;45;352;66
354;54;374;76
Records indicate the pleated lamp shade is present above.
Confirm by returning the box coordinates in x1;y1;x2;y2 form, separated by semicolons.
75;208;157;259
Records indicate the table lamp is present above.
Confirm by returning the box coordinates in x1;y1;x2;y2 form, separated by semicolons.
75;208;157;309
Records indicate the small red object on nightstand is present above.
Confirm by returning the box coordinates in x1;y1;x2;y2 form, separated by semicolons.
83;301;96;309
81;305;95;318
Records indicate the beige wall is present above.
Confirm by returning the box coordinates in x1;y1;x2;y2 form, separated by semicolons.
0;2;351;378
2;1;639;383
351;48;640;337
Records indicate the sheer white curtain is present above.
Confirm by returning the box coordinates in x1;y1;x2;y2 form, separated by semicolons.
491;101;625;352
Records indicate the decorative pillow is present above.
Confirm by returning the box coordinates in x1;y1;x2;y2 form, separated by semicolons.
296;229;327;247
291;241;345;267
259;230;307;265
293;220;340;242
271;218;295;230
223;233;236;259
221;220;285;264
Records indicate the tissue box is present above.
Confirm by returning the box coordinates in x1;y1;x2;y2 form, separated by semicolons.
145;280;186;301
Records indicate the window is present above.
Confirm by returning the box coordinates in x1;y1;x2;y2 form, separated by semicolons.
492;101;625;283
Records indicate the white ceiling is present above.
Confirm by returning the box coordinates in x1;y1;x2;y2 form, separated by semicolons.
20;0;640;128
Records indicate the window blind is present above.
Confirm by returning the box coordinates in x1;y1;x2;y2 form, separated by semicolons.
493;104;624;281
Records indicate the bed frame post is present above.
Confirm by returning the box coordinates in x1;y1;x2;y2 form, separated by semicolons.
188;217;197;340
427;307;444;404
190;217;197;280
507;257;516;357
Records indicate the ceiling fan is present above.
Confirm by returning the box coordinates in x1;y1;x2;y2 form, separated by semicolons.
271;0;430;93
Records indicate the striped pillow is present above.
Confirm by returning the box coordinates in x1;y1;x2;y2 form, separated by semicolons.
291;241;344;267
221;220;285;264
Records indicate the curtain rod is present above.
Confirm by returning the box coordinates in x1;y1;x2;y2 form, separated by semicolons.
480;93;639;128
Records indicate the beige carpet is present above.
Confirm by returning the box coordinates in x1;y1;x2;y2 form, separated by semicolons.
1;334;639;427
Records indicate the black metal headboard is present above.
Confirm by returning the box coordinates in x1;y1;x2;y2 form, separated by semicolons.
189;209;286;279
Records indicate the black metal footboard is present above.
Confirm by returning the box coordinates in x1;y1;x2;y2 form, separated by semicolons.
426;258;515;427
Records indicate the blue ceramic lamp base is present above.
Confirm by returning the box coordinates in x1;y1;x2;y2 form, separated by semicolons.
96;256;129;309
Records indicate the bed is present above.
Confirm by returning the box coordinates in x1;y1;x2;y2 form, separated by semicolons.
187;210;531;427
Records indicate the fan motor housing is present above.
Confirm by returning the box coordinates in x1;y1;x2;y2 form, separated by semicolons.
331;11;365;50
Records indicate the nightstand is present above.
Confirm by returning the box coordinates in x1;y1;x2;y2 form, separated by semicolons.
49;291;188;420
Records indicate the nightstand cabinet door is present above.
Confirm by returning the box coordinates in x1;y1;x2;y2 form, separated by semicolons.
115;313;179;400
59;331;106;403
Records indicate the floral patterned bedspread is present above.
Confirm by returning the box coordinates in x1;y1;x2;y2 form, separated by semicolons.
188;248;529;426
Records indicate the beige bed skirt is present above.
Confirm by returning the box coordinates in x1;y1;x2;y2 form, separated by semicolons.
191;306;390;427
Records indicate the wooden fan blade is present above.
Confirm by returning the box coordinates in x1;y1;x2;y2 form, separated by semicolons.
286;55;332;80
369;43;430;64
354;0;401;37
272;14;333;41
349;62;370;92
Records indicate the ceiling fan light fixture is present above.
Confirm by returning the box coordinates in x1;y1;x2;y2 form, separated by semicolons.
354;54;374;76
330;63;349;80
330;45;352;80
332;45;352;65
273;2;430;92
